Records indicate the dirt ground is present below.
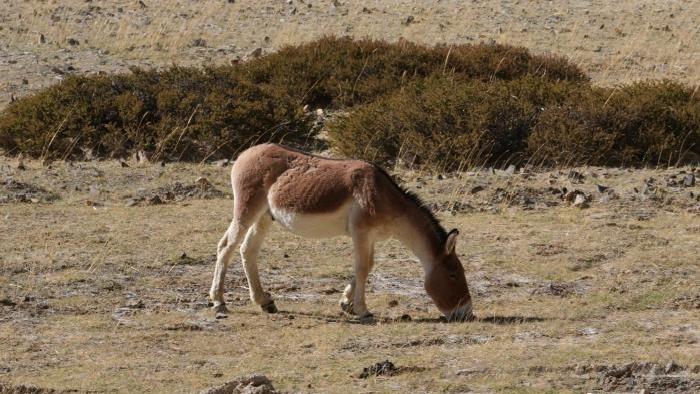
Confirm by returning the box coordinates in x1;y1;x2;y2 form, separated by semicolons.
1;157;698;392
1;0;699;110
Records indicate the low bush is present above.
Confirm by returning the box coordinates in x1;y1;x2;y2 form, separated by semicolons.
241;36;588;109
327;76;587;171
329;78;700;170
529;80;700;166
0;67;312;161
1;37;697;167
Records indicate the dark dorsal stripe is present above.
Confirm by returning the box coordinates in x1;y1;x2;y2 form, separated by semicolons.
373;165;449;244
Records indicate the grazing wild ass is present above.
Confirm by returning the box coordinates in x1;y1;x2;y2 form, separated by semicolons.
210;143;473;322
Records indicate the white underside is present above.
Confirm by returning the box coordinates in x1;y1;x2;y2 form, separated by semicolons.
269;201;352;238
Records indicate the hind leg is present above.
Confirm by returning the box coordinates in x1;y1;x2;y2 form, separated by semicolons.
239;214;276;313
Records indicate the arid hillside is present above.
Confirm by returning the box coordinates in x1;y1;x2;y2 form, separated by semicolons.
1;0;699;109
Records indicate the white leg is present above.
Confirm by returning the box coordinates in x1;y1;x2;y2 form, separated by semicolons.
350;234;375;320
209;220;248;312
339;281;355;313
240;214;276;313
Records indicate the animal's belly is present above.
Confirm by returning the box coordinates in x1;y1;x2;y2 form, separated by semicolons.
269;202;351;238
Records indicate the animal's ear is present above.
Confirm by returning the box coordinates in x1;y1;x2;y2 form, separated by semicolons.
445;229;459;255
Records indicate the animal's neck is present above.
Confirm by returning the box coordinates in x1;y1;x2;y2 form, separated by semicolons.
392;202;443;272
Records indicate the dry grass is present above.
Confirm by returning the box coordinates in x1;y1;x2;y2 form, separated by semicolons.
1;1;699;109
1;158;698;392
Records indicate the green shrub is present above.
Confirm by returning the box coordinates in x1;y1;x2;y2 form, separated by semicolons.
241;36;588;109
529;80;700;166
0;67;312;161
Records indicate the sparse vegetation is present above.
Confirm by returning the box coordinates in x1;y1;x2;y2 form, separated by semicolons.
1;157;698;392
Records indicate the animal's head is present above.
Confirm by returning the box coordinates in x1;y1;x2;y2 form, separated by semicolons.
424;229;473;321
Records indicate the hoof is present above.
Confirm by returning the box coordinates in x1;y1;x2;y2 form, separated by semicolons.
212;303;229;314
261;301;278;314
340;301;355;315
359;313;376;324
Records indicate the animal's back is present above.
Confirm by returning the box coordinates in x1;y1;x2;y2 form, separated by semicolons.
230;144;384;235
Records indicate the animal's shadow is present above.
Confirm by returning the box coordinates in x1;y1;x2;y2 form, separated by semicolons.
262;309;546;325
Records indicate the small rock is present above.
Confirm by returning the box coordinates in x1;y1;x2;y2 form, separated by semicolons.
399;313;412;322
504;164;516;175
67;38;80;46
0;298;16;307
596;184;609;192
574;364;589;375
191;38;207;47
85;199;102;207
359;360;398;378
665;360;681;374
215;312;228;320
126;299;145;309
456;367;485;376
120;160;129;168
199;374;276;394
249;47;263;58
579;327;598;336
470;185;485;194
403;15;415;25
195;177;213;189
315;108;324;117
683;174;695;187
147;195;163;205
573;193;589;208
213;159;230;167
136;150;149;164
568;170;585;183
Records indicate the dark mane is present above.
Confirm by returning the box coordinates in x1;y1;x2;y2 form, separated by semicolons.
372;165;449;244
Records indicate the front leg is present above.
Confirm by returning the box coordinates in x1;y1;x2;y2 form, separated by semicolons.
339;281;355;314
349;233;375;322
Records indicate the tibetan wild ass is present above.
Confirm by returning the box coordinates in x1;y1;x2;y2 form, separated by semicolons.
210;144;473;322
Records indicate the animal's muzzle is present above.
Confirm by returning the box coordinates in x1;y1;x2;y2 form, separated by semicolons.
447;300;474;322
